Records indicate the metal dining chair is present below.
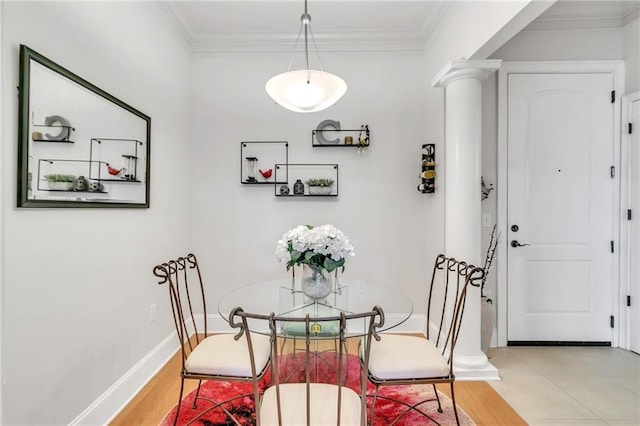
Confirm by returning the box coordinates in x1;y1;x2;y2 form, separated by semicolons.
362;254;484;425
230;305;385;426
153;253;272;425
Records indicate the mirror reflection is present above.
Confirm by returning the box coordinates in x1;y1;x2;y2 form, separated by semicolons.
18;45;150;207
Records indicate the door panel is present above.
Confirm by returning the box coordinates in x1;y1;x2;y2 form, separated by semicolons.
630;98;640;353
507;73;614;343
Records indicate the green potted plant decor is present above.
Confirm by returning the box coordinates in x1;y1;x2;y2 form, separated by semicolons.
305;178;334;195
44;173;76;191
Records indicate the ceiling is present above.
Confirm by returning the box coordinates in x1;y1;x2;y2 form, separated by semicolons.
162;0;640;52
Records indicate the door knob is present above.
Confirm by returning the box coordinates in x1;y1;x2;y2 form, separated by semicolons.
511;240;530;248
511;225;519;232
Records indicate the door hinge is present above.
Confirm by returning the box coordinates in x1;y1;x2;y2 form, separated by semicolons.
611;91;615;103
610;315;615;328
628;209;632;220
610;240;614;253
630;123;633;134
628;295;631;307
610;166;615;178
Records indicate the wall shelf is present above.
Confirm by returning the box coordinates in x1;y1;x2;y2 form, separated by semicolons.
240;141;288;185
33;139;74;143
89;138;144;182
274;163;339;197
35;159;108;193
32;123;75;143
311;126;369;148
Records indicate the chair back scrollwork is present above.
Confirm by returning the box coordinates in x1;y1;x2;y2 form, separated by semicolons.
427;254;484;373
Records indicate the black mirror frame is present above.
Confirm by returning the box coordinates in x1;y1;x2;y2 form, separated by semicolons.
17;45;151;208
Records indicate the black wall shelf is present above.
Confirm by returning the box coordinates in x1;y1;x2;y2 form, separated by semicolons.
36;159;109;193
240;141;289;185
312;126;370;148
32;123;75;143
89;138;143;182
274;163;339;197
33;139;74;143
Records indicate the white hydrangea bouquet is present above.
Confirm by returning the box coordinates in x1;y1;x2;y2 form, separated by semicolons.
275;224;355;273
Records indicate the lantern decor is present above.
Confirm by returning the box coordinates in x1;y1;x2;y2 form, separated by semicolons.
245;157;258;183
418;143;435;193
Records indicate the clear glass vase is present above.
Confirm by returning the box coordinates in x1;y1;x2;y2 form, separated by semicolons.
301;264;332;300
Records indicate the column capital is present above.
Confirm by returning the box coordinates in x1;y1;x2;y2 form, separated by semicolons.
431;59;502;88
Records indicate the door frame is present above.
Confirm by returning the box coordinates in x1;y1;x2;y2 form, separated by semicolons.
620;90;640;350
496;60;625;347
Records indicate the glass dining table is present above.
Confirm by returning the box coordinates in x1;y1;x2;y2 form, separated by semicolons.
218;277;414;337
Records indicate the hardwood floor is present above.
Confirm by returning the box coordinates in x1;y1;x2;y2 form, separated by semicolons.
111;336;525;425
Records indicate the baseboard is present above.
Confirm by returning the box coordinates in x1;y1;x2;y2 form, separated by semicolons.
69;331;179;425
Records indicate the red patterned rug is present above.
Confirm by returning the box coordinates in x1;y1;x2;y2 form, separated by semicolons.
160;353;475;425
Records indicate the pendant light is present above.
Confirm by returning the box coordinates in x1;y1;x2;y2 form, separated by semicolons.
265;0;347;113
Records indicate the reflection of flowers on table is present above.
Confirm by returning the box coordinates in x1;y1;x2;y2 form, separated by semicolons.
275;224;355;273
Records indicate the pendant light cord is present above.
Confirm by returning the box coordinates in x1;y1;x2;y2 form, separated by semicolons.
304;0;309;71
284;0;325;74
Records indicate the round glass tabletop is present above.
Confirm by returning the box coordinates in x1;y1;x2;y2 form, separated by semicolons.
218;277;413;336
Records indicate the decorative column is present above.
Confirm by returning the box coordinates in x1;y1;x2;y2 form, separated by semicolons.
432;59;501;379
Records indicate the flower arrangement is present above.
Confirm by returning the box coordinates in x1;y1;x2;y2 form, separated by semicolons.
275;224;355;273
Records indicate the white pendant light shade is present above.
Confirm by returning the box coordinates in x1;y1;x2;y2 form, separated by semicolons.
266;70;347;113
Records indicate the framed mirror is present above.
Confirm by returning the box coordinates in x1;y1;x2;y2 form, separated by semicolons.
17;45;151;208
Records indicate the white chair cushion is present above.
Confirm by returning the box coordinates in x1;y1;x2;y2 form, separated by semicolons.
185;333;271;377
260;383;362;426
365;334;449;380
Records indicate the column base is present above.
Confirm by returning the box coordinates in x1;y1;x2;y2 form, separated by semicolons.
452;353;500;380
454;360;500;381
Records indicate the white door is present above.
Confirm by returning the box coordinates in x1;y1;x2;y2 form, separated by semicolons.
629;96;640;353
507;72;615;343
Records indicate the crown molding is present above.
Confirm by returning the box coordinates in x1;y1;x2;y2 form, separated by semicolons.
160;0;195;45
524;1;639;31
190;32;429;54
160;0;448;55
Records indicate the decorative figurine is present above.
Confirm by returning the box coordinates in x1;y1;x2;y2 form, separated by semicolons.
418;143;436;193
357;124;369;154
315;119;341;145
293;179;305;195
280;184;290;195
88;180;103;192
73;175;88;192
121;155;137;181
107;164;123;177
259;168;273;179
245;157;258;182
44;115;72;141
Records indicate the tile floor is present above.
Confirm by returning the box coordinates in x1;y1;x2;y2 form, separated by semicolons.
487;346;640;426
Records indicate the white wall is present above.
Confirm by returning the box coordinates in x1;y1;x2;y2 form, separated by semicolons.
189;52;434;314
424;0;534;71
624;18;640;93
491;27;624;60
1;2;191;424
